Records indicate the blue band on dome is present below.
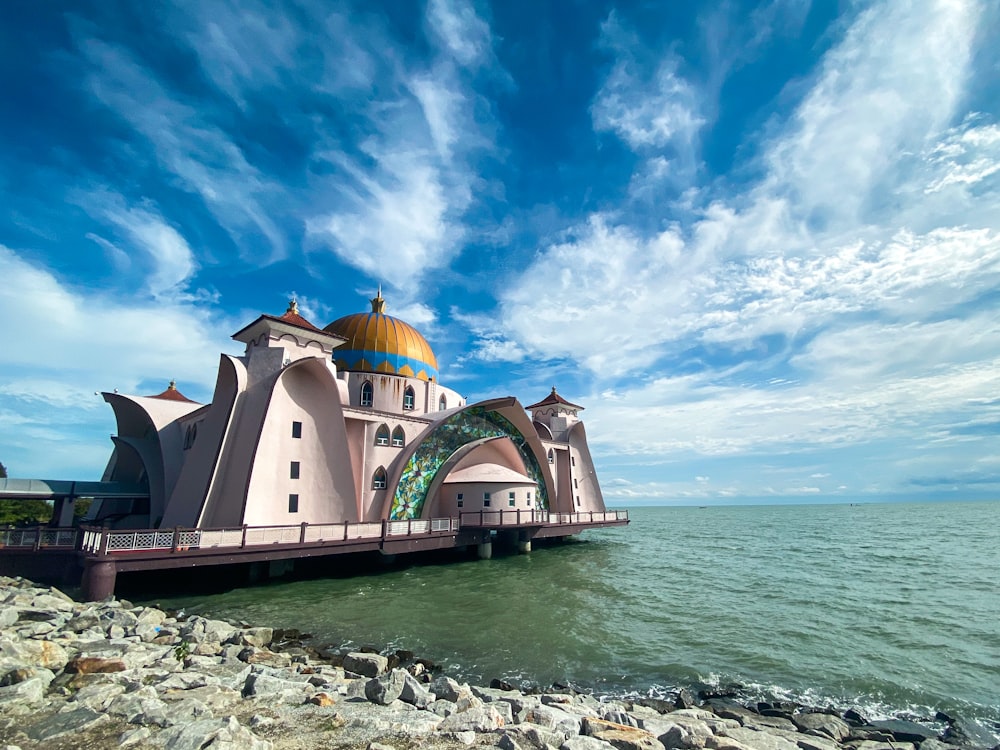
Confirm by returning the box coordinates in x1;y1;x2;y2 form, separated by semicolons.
333;348;439;381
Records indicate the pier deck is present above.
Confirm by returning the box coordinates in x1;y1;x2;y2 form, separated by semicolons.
0;510;628;599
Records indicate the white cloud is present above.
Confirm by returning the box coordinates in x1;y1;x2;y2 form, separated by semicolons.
0;246;241;478
592;14;704;160
0;246;234;394
308;145;458;288
104;203;198;301
74;34;286;260
426;0;492;67
306;6;494;292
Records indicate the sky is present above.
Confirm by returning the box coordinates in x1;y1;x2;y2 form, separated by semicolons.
1;0;999;506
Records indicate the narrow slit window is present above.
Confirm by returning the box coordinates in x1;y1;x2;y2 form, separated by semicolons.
290;461;300;479
292;421;302;439
288;494;299;513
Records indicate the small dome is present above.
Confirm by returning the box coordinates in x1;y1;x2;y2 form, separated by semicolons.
324;291;439;381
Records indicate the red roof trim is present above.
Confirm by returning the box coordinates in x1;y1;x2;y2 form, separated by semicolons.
149;384;198;403
525;387;584;411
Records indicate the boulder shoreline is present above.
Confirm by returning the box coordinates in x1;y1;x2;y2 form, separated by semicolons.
0;576;995;750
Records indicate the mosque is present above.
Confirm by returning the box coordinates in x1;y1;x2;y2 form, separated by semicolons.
85;291;609;533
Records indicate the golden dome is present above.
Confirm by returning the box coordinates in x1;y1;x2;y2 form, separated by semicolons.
324;291;439;381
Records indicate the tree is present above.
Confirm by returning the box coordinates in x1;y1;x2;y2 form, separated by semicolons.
0;461;6;478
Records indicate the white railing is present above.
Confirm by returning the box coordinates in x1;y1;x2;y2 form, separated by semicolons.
0;527;78;549
75;515;458;555
11;508;625;556
459;508;629;527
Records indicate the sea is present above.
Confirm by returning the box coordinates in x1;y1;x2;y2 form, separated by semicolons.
141;501;1000;741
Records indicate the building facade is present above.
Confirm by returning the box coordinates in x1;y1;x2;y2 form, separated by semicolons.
88;293;607;530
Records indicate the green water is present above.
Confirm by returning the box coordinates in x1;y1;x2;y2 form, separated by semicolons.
144;501;1000;737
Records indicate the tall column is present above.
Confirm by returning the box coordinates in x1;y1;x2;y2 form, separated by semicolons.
81;560;117;601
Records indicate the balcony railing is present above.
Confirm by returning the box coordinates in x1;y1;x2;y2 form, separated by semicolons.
0;527;79;550
75;517;461;555
458;509;629;527
4;508;627;556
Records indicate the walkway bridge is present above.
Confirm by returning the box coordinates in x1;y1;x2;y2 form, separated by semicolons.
0;510;629;600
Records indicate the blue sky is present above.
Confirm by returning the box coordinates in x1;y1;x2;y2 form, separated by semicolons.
2;0;999;505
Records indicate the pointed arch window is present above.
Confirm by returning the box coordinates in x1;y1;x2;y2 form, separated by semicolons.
391;426;405;447
403;386;415;410
372;467;387;490
547;449;554;464
438;395;447;411
375;424;390;446
360;381;374;407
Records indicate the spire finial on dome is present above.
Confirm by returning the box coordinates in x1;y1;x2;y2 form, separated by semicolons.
168;380;177;390
287;298;299;315
370;285;386;314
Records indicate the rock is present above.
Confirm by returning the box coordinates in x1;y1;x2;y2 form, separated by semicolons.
794;735;841;750
744;714;798;733
437;705;506;732
844;708;869;726
0;636;70;671
72;680;126;711
66;611;103;632
523;703;583;737
119;726;153;748
0;675;48;705
344;651;389;678
108;686;173;727
706;738;752;750
714;727;799;750
563;738;618;750
365;669;407;705
669;690;696;710
706;698;757;725
919;739;962;750
868;719;939;744
65;655;128;674
308;691;337;707
502;722;568;749
25;706;110;741
242;671;312;704
399;671;434;708
158;715;272;749
0;608;17;629
0;665;54;688
590;727;665;750
240;627;274;649
791;712;851;742
602;707;641;728
852;742;915;750
942;718;1000;748
638;718;690;749
430;675;472;702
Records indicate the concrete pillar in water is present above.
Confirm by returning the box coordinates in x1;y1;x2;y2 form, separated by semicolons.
81;560;117;601
247;561;268;584
268;559;294;578
477;541;492;559
517;530;532;554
